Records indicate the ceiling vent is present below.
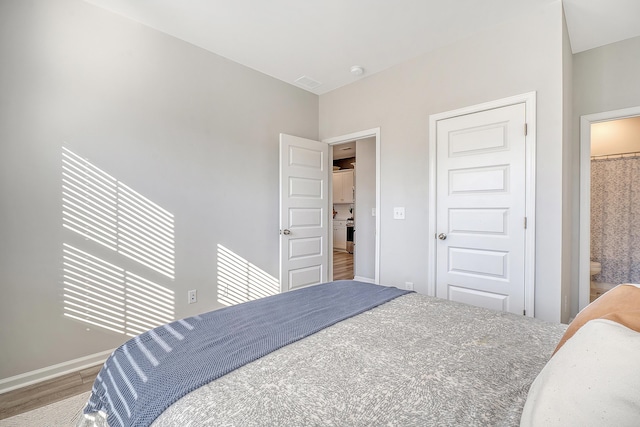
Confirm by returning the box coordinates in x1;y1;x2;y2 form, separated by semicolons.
295;75;322;90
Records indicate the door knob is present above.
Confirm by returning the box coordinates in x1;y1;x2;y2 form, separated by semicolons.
282;229;291;235
438;233;447;240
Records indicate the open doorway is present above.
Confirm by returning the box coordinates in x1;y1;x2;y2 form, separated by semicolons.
324;129;380;284
579;107;640;310
589;116;640;301
331;141;356;280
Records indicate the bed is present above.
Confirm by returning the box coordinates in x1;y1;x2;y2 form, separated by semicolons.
77;280;640;426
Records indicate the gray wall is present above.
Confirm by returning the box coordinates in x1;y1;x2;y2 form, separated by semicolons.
0;0;318;381
354;138;376;280
319;1;566;322
573;36;640;117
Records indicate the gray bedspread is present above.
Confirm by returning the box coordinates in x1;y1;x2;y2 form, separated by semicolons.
151;293;565;426
80;281;408;427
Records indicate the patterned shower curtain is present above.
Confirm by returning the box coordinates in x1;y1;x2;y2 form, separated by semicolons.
591;156;640;284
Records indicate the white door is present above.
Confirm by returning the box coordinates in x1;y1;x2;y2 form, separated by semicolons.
279;134;329;292
436;104;526;314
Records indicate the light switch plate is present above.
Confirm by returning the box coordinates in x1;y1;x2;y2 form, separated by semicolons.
393;207;405;220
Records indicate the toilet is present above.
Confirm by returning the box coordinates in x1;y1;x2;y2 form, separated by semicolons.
590;261;601;277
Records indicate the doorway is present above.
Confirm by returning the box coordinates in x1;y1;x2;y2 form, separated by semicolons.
579;107;640;310
332;141;356;280
324;129;380;284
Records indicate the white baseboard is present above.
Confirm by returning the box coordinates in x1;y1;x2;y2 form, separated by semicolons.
354;275;375;284
0;349;113;394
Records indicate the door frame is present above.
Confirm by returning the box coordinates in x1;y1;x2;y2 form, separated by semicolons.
578;105;640;311
428;92;537;316
323;128;381;284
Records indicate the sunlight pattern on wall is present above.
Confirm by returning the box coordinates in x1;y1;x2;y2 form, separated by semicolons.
63;244;174;337
117;183;175;279
124;271;174;335
62;147;175;279
62;147;118;250
63;244;125;334
62;147;175;336
216;244;279;306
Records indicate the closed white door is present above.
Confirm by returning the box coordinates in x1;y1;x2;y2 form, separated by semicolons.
279;134;329;292
436;104;526;314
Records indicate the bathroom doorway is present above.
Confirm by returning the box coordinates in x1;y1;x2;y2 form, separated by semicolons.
579;107;640;310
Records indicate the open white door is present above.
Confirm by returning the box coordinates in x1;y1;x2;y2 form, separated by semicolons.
279;134;329;292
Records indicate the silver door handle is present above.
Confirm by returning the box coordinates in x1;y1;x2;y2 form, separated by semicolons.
282;229;291;235
438;233;447;240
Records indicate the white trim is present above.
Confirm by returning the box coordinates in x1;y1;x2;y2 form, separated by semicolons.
324;128;381;284
0;348;112;394
428;92;537;316
353;275;376;284
578;106;640;311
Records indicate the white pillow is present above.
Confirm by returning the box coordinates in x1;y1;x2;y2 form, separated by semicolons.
520;319;640;427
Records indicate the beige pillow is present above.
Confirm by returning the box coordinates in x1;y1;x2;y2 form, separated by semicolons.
553;283;640;354
520;319;640;427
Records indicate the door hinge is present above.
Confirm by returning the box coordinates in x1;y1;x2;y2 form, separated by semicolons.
524;123;528;136
524;217;527;229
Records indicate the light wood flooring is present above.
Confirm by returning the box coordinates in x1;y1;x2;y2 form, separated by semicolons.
333;250;354;280
0;365;100;420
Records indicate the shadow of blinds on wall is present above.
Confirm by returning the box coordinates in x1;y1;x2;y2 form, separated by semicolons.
62;147;175;336
62;147;175;279
216;244;279;306
61;148;118;250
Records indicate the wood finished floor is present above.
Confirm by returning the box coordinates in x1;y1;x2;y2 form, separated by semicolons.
0;365;100;420
333;250;354;280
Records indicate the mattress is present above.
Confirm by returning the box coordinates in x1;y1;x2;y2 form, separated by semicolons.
79;282;566;426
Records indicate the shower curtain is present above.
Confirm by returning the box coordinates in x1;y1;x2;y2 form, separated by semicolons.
591;156;640;284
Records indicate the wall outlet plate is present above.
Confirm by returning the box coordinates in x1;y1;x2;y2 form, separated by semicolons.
188;289;197;304
393;207;405;220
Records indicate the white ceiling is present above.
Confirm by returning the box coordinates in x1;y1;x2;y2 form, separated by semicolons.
563;0;640;54
84;0;640;95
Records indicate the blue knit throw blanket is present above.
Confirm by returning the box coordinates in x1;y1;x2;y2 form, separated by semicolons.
84;280;410;426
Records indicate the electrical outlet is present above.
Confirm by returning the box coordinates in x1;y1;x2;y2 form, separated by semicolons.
393;207;405;220
188;289;197;304
405;281;414;291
